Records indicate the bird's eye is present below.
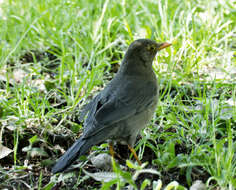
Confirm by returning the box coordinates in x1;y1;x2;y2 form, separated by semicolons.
148;46;156;51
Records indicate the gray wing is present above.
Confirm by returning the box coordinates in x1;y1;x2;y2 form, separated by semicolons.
80;80;158;139
79;94;101;122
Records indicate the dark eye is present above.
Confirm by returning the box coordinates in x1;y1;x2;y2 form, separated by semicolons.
150;46;155;51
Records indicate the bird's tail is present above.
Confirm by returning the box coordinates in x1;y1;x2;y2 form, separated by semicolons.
52;137;92;173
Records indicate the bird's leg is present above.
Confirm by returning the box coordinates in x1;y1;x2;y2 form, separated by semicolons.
109;142;118;168
128;144;142;166
109;142;115;158
108;142;123;160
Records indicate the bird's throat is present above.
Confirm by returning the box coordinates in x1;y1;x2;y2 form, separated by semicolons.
120;59;153;76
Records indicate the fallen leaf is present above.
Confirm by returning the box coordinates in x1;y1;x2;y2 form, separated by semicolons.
82;169;118;182
0;145;13;159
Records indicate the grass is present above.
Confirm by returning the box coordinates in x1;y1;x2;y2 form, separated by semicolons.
0;0;235;189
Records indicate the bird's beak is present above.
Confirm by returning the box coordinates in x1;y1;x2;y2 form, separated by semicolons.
157;42;172;50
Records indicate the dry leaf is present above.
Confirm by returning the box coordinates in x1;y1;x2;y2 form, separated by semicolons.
0;145;13;159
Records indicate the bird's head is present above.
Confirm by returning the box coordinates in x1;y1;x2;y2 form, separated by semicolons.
126;39;171;64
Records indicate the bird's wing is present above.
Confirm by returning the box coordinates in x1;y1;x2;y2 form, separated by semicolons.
82;80;158;139
79;94;101;122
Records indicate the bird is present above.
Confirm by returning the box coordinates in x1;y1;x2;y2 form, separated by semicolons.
52;39;171;174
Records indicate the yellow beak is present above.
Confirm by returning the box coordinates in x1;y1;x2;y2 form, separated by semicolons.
158;42;172;50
